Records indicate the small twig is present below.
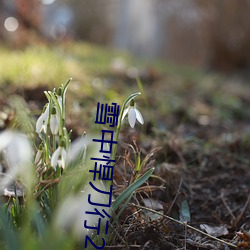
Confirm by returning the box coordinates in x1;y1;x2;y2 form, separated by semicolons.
221;190;236;221
166;178;183;215
141;240;150;250
39;177;60;184
233;192;250;227
129;203;238;249
108;221;127;247
184;221;187;250
135;185;164;193
34;179;59;198
105;244;141;248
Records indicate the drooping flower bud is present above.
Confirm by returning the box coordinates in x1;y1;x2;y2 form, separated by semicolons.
50;106;59;135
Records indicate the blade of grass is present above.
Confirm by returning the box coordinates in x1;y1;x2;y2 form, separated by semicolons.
0;208;21;250
112;192;133;225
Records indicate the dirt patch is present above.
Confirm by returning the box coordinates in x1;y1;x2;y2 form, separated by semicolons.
2;74;250;249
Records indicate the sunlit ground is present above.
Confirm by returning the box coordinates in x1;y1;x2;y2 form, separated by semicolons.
0;41;250;249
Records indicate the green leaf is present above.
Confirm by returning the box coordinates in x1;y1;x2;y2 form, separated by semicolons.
112;167;154;211
112;192;133;224
32;209;46;237
0;208;21;250
179;199;191;222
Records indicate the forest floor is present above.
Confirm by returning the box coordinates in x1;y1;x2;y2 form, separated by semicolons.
0;42;250;250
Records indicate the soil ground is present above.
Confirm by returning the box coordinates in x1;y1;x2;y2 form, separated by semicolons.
1;56;250;250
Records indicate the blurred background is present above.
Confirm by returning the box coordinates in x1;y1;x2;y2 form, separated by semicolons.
1;0;250;73
2;0;250;133
1;2;250;249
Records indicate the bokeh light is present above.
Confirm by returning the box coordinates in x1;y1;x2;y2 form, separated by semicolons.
41;0;55;5
4;17;19;32
50;24;67;40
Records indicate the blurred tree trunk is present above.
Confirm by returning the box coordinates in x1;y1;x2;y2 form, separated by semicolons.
0;0;42;46
16;0;41;31
161;0;250;71
204;0;250;71
15;0;42;45
68;0;114;44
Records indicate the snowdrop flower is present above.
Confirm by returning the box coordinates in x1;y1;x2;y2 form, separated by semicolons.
50;135;90;170
0;130;33;190
36;103;50;133
122;99;144;128
50;106;60;135
51;142;67;169
54;182;110;240
67;134;90;164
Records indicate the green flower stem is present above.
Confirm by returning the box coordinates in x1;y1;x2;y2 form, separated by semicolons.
44;139;49;165
52;134;56;152
44;94;53;164
63;127;70;150
61;78;72;127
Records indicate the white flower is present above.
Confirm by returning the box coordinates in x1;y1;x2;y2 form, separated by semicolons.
122;100;144;128
51;145;67;169
50;106;60;135
50;135;91;170
54;182;110;240
0;130;33;190
67;135;90;164
36;104;50;133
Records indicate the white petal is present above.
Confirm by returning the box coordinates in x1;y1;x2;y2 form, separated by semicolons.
44;104;50;119
35;150;42;164
50;114;59;135
128;108;136;128
122;107;129;120
57;96;63;111
135;109;144;125
67;136;91;163
0;131;33;191
54;182;110;239
41;122;47;133
5;133;32;170
61;148;67;159
36;113;45;133
0;130;14;151
55;195;82;233
60;148;67;169
36;104;50;134
51;147;61;168
58;159;64;169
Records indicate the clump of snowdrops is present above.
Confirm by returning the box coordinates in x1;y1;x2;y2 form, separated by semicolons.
0;79;154;250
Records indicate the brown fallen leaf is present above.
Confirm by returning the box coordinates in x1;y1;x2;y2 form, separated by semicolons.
237;231;250;248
